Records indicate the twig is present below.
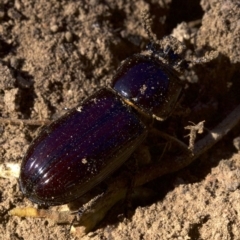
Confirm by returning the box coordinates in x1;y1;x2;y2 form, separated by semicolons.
0;118;51;126
185;120;205;151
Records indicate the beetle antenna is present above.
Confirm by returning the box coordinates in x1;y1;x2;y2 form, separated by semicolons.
142;10;188;71
142;10;158;44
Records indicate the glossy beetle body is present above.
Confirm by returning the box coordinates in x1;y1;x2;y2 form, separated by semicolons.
20;89;147;205
112;54;182;120
20;50;183;206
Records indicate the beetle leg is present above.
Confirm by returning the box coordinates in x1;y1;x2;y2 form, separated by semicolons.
149;128;192;155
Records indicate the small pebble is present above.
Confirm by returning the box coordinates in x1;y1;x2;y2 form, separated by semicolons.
0;10;5;20
233;137;240;151
50;24;59;33
10;57;20;69
4;88;19;112
15;0;22;10
65;31;73;42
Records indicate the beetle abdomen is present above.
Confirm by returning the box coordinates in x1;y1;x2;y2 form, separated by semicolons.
20;88;147;205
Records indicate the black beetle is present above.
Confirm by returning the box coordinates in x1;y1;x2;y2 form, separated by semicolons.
19;20;185;206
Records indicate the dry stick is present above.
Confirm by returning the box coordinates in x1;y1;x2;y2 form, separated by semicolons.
9;104;240;236
0;118;51;126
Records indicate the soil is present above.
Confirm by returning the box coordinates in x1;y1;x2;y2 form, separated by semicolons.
0;0;240;239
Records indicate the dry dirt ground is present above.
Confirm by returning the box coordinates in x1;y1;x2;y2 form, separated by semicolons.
0;0;240;239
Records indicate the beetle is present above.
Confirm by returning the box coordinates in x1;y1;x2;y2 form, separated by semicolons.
19;17;185;207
